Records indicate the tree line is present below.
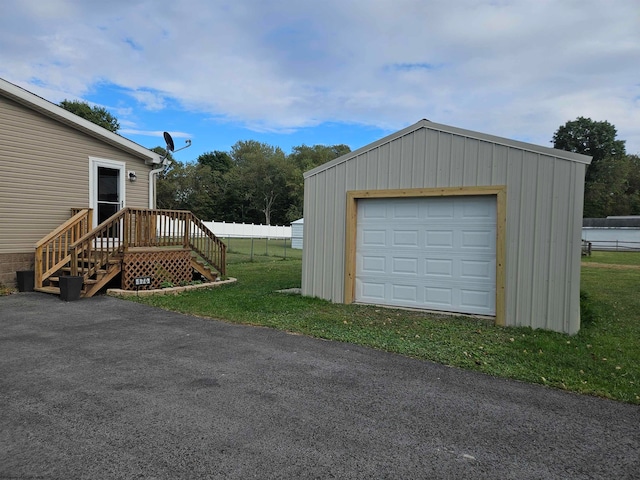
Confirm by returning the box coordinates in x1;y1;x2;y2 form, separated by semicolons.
154;142;350;225
60;99;639;221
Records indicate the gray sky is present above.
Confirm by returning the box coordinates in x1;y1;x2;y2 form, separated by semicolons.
2;0;639;156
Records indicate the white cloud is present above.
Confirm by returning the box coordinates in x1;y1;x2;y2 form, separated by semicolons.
1;0;639;152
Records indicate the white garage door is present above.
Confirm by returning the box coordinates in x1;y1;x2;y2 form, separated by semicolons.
355;196;496;315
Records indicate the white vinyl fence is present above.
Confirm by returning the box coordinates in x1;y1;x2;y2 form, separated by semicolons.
156;217;292;239
582;227;640;251
203;221;292;239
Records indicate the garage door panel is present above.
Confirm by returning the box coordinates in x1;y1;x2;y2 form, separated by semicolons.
425;230;454;248
425;258;453;277
392;257;419;275
461;230;495;250
427;199;455;218
361;255;387;274
425;286;453;305
358;281;386;301
462;201;495;219
392;230;419;247
461;259;494;280
460;288;494;313
392;284;418;303
362;202;387;219
394;202;420;219
356;196;496;316
362;229;387;247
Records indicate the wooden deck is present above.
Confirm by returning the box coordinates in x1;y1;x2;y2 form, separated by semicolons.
35;208;226;298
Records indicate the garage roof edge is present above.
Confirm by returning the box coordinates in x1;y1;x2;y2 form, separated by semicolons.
304;119;592;178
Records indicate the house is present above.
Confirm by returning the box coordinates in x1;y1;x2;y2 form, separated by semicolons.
302;120;591;334
0;77;225;294
291;218;304;249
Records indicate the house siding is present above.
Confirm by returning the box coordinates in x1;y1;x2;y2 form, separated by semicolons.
0;94;154;259
302;121;589;334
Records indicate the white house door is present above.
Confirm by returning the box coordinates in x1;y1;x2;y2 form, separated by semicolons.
355;195;496;316
90;158;126;229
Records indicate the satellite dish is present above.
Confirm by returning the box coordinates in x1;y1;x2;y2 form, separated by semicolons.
163;131;175;152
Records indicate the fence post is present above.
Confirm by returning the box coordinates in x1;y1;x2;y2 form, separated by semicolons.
266;237;269;256
251;237;254;261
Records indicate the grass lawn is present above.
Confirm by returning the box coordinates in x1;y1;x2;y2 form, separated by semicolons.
127;251;640;404
222;237;302;260
582;250;640;266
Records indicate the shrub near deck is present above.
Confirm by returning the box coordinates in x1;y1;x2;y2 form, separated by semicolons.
130;253;640;404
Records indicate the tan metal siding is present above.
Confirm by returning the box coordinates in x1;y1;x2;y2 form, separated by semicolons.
412;128;427;188
0;95;153;254
301;177;313;294
303;123;588;333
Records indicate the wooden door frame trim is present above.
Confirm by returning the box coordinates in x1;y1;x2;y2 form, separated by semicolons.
344;186;507;326
89;157;126;228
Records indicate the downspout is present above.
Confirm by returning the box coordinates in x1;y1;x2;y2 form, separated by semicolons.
148;159;169;209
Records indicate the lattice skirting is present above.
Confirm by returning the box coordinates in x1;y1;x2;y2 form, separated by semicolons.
122;249;192;290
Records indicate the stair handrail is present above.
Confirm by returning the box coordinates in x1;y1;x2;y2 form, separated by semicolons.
69;208;128;278
186;213;227;276
34;208;93;288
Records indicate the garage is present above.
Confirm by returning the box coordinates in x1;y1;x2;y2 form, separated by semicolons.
355;195;496;315
301;119;591;333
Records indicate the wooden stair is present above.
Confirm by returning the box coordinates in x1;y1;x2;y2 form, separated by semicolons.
83;260;122;298
191;256;218;282
35;253;123;298
34;285;61;295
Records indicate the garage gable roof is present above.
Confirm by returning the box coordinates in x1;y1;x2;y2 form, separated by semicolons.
304;119;592;179
0;77;162;165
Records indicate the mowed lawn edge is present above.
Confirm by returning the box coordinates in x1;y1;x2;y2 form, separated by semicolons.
125;251;640;404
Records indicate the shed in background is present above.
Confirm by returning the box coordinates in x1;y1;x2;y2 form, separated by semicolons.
302;120;591;334
291;218;304;249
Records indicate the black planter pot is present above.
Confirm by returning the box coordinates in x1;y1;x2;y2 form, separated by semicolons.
16;270;34;292
59;276;84;301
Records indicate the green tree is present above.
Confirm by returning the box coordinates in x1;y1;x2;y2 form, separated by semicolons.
156;160;216;219
229;141;288;225
196;151;234;221
153;147;218;219
285;144;351;221
197;151;233;174
553;117;628;217
59;99;120;133
288;144;351;172
619;154;640;215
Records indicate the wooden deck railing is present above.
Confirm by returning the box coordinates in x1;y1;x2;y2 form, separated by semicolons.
34;209;93;288
67;208;226;280
123;208;226;275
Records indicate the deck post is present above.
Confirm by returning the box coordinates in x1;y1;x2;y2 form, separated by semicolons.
184;213;191;249
34;246;43;288
123;209;130;252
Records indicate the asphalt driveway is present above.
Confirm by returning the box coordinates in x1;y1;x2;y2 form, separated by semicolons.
1;293;638;479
